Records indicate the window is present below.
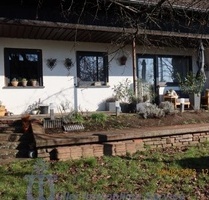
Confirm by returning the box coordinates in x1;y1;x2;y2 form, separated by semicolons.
158;56;191;83
4;48;43;87
77;51;108;86
137;55;192;85
138;58;154;84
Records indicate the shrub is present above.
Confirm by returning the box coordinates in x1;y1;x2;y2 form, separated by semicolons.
112;79;133;103
159;101;175;114
138;103;165;119
62;111;85;124
176;72;205;95
90;113;108;124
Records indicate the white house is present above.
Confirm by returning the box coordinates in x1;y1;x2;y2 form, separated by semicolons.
0;0;209;114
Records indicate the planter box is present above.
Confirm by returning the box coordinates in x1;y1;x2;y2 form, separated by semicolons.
39;105;49;114
106;102;116;111
189;94;201;110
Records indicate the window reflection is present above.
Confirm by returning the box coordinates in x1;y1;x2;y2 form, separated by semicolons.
77;52;108;85
158;57;190;83
138;58;154;84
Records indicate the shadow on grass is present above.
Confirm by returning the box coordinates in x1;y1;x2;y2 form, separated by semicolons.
176;156;209;172
120;154;209;172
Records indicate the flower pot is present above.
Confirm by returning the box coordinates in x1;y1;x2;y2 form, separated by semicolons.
31;110;38;115
39;105;49;114
120;103;130;113
31;80;37;86
22;81;28;87
0;106;6;116
21;114;30;133
11;81;18;87
119;55;127;65
106;102;116;111
189;93;201;110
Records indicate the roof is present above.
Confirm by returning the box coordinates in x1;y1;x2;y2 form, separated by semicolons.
0;1;209;47
0;17;208;48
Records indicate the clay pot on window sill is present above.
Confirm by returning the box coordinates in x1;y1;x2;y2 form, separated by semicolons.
31;80;37;86
11;81;18;87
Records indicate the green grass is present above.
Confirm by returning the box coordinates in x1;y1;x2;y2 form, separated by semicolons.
1;143;209;199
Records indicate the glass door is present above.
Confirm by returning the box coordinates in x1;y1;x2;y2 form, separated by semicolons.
137;57;156;102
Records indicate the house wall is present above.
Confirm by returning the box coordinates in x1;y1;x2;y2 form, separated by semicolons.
0;38;203;114
0;38;134;114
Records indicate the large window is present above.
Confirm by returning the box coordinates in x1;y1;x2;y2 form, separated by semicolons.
76;51;108;86
4;48;43;87
137;55;192;85
158;56;191;83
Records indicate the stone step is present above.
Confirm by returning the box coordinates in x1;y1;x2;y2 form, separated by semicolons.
0;132;34;143
0;149;19;159
0;148;29;159
0;119;22;133
0;141;31;150
0;133;23;142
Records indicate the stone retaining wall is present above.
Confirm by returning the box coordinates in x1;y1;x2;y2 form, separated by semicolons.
37;131;209;161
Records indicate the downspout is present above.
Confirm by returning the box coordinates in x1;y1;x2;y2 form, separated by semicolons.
132;37;138;97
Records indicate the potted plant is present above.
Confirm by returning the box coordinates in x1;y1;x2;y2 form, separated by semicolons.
31;79;37;87
176;72;205;110
113;79;134;113
11;78;19;87
22;78;28;87
31;107;40;115
64;58;73;70
119;55;127;65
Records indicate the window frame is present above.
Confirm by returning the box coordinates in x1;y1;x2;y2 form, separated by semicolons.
4;48;43;87
76;51;109;87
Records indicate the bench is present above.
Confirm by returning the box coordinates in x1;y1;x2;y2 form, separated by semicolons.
164;95;190;109
201;89;209;109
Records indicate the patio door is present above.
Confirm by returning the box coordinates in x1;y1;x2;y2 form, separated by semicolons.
137;54;192;104
137;56;156;103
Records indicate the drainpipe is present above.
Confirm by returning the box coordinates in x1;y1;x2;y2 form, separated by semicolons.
132;37;138;97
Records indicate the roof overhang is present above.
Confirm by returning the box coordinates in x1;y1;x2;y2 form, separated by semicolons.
0;18;209;48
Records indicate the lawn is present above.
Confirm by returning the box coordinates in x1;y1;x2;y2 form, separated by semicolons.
1;142;209;199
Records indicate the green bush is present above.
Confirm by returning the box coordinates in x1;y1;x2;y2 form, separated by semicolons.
62;111;85;124
159;101;175;114
90;113;108;124
138;103;165;119
176;72;205;95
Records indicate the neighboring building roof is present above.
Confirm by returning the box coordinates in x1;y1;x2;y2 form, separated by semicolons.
115;0;209;12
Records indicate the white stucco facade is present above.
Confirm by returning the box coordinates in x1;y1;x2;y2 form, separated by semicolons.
0;37;206;114
0;38;134;114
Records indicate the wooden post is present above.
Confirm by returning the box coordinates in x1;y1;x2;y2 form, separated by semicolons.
132;37;138;97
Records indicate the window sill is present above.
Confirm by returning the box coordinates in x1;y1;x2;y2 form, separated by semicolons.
76;85;110;88
76;81;110;88
3;86;45;89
